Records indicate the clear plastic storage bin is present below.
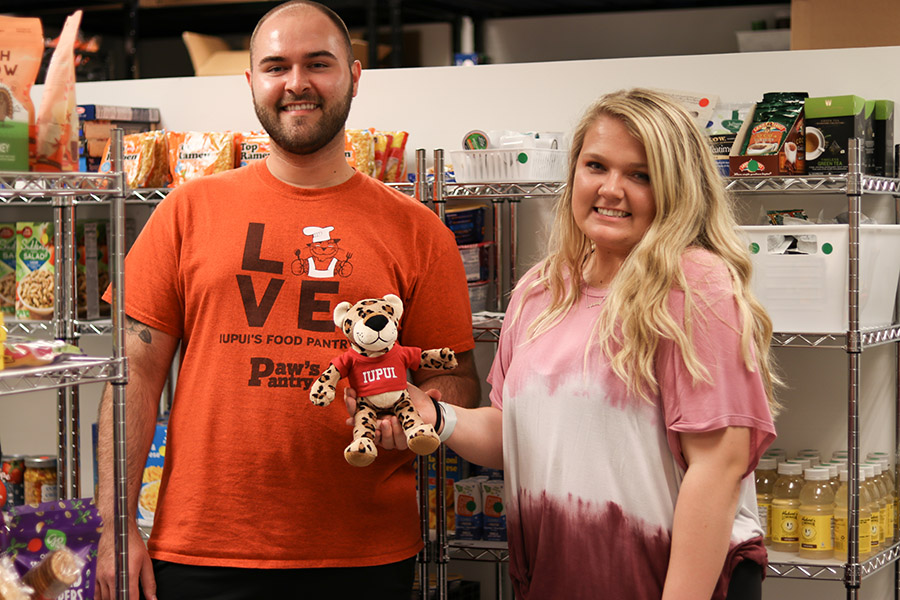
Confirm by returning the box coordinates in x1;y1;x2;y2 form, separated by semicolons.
739;224;900;333
448;149;567;183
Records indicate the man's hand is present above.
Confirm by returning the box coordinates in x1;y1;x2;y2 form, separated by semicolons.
95;520;156;600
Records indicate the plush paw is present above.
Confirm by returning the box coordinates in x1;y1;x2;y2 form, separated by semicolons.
344;437;377;467
310;383;335;406
406;424;440;456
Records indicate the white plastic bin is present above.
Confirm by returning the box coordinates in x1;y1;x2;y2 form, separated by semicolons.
739;224;900;333
448;148;567;183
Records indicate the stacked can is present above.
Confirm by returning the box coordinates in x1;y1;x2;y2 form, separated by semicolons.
1;454;26;510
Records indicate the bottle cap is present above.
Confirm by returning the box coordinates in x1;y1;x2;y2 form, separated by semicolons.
866;461;883;475
786;458;811;470
757;457;777;471
861;464;875;479
25;455;57;469
778;462;802;476
804;468;830;481
833;450;849;459
840;469;848;482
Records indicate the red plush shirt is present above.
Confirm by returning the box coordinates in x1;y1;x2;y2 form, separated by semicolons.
332;345;422;396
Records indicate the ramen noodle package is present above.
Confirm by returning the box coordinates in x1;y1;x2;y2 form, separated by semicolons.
3;498;100;600
234;131;271;168
384;130;409;183
0;16;43;172
137;421;167;528
0;224;16;316
35;11;82;172
15;222;54;321
345;129;375;177
100;130;170;189
167;131;234;186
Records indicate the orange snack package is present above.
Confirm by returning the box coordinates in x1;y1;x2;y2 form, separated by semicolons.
369;129;392;182
167;131;234;186
0;16;43;172
344;129;375;177
384;130;409;183
101;130;169;189
234;131;271;168
35;10;82;172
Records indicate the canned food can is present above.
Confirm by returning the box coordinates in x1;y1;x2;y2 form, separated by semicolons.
1;454;26;510
24;455;58;505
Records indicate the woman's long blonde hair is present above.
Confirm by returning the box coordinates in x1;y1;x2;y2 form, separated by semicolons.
518;88;780;415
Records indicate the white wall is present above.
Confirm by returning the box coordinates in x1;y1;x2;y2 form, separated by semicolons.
13;45;900;599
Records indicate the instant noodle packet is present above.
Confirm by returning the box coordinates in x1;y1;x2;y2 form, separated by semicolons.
101;130;169;188
369;129;392;181
35;11;82;172
233;131;271;168
167;131;234;186
0;16;43;171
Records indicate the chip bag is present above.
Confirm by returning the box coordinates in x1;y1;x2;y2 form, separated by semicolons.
35;11;82;172
0;16;43;171
369;129;392;181
384;130;409;183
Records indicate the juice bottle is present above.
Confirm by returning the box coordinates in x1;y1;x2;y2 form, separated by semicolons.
833;450;849;462
868;455;897;542
861;465;882;554
786;458;811;472
867;461;892;545
765;448;787;462
799;468;835;559
821;462;841;492
798;449;821;466
755;457;777;543
770;462;804;553
834;468;872;560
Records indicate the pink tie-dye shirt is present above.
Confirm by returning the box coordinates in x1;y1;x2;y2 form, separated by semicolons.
488;248;776;600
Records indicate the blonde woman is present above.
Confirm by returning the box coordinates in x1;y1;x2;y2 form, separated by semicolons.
368;88;778;599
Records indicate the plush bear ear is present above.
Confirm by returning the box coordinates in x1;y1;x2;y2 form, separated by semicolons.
383;294;403;321
333;301;352;327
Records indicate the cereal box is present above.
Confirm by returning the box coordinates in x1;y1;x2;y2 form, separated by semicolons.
137;420;167;528
15;222;54;321
0;224;17;315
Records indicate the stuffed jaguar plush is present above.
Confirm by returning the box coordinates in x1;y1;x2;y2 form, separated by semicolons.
310;294;458;467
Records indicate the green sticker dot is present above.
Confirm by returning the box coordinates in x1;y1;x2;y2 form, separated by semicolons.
517;152;528;164
748;160;761;173
749;242;760;254
466;500;476;511
493;501;503;513
822;243;833;255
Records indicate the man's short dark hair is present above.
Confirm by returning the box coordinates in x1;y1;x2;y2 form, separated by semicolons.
249;1;354;67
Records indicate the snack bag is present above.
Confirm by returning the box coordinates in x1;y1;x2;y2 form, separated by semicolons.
167;131;234;186
369;129;392;181
3;338;82;369
384;130;409;183
344;129;375;177
4;499;100;600
0;16;43;171
35;11;82;172
100;130;169;188
234;131;271;168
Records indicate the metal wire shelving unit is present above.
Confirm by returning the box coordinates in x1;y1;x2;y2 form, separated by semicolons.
0;130;131;599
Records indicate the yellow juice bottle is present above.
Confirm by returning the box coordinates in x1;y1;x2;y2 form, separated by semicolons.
834;468;872;560
755;457;778;543
799;468;835;559
771;462;804;553
861;464;883;552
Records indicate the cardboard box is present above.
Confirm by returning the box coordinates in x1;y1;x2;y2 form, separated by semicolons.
15;222;54;321
729;103;805;177
137;421;167;527
791;0;900;50
874;100;894;177
804;95;874;175
0;224;16;316
182;31;386;75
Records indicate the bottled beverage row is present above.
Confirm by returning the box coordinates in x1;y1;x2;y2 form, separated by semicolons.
756;448;896;560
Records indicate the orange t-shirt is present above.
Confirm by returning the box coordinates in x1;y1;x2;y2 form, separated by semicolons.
114;160;474;568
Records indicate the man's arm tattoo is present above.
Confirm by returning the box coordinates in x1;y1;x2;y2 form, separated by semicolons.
126;317;152;344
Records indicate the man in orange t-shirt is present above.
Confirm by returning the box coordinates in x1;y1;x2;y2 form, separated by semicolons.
94;3;480;599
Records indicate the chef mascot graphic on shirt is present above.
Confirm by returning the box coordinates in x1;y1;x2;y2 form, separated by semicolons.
292;226;353;279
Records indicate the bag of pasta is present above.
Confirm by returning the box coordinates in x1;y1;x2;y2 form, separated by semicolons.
345;129;375;177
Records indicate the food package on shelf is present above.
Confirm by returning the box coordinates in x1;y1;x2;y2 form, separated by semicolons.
0;15;43;172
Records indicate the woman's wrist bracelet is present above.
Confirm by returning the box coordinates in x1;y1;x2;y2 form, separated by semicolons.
437;401;458;442
431;398;443;434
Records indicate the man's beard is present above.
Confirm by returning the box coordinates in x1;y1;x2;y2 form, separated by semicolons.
253;81;353;155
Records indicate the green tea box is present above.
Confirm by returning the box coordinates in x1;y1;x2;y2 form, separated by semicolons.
874;100;894;177
804;95;874;174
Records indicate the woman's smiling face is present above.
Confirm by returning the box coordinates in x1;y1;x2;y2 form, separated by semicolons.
571;114;657;260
